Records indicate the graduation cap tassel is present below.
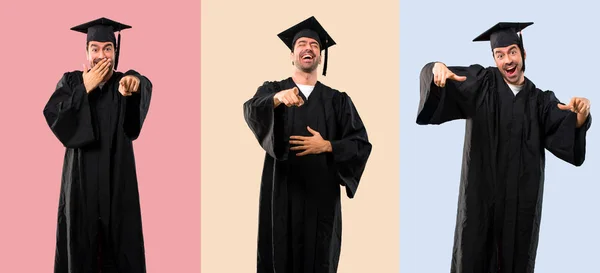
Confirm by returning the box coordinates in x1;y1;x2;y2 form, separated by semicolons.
322;39;328;76
115;31;121;71
519;33;526;72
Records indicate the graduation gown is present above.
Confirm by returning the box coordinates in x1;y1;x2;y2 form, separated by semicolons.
416;62;591;273
243;78;372;273
43;69;152;273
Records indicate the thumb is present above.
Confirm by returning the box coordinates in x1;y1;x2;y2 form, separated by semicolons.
557;103;572;110
450;74;467;82
293;87;299;95
307;126;317;135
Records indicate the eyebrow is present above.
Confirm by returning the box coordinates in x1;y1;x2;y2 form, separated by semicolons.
296;39;319;45
89;44;113;49
494;45;518;54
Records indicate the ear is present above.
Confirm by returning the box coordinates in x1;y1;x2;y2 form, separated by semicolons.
523;50;527;60
85;42;91;59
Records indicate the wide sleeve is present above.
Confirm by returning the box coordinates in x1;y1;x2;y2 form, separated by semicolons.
541;90;591;166
331;92;372;199
416;62;489;125
121;70;152;140
43;72;96;148
243;81;288;160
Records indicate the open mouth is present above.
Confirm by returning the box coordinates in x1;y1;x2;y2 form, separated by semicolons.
302;54;314;61
505;65;517;77
299;50;315;63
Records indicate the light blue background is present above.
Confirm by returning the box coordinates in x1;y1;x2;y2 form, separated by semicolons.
400;1;599;272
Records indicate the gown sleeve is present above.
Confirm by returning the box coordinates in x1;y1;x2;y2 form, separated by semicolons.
243;81;288;160
541;90;592;166
331;92;373;199
416;62;489;125
122;70;153;140
43;72;96;148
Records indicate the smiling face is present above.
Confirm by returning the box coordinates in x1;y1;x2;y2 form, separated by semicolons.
493;44;526;85
290;37;321;73
87;41;115;70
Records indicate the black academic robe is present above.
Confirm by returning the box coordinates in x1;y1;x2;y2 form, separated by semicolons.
43;70;152;273
416;62;591;273
243;78;372;273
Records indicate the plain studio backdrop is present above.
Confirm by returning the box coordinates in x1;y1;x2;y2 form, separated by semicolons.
0;0;200;272
401;0;599;272
201;0;399;272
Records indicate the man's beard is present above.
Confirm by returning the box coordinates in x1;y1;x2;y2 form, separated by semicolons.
294;49;319;73
296;61;319;73
500;61;523;84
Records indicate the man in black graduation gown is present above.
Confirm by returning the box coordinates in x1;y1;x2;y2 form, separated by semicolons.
243;16;372;273
43;17;152;273
416;22;592;273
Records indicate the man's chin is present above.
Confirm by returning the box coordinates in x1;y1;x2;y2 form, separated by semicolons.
503;74;522;85
297;65;318;74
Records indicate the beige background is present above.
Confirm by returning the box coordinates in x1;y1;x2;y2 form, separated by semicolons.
201;0;399;272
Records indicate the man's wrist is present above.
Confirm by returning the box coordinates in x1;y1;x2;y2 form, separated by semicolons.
325;141;333;153
273;95;281;107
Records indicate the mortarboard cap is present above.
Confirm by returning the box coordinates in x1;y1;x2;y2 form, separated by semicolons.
70;17;132;71
473;22;533;50
277;16;336;76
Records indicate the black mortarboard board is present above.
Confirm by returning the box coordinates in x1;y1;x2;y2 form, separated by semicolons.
473;22;533;50
70;17;132;71
277;16;336;76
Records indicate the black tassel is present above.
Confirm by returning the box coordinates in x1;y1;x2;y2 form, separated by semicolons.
322;39;328;76
519;33;526;72
115;31;121;71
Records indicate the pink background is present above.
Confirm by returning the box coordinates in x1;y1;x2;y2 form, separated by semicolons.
0;0;200;272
